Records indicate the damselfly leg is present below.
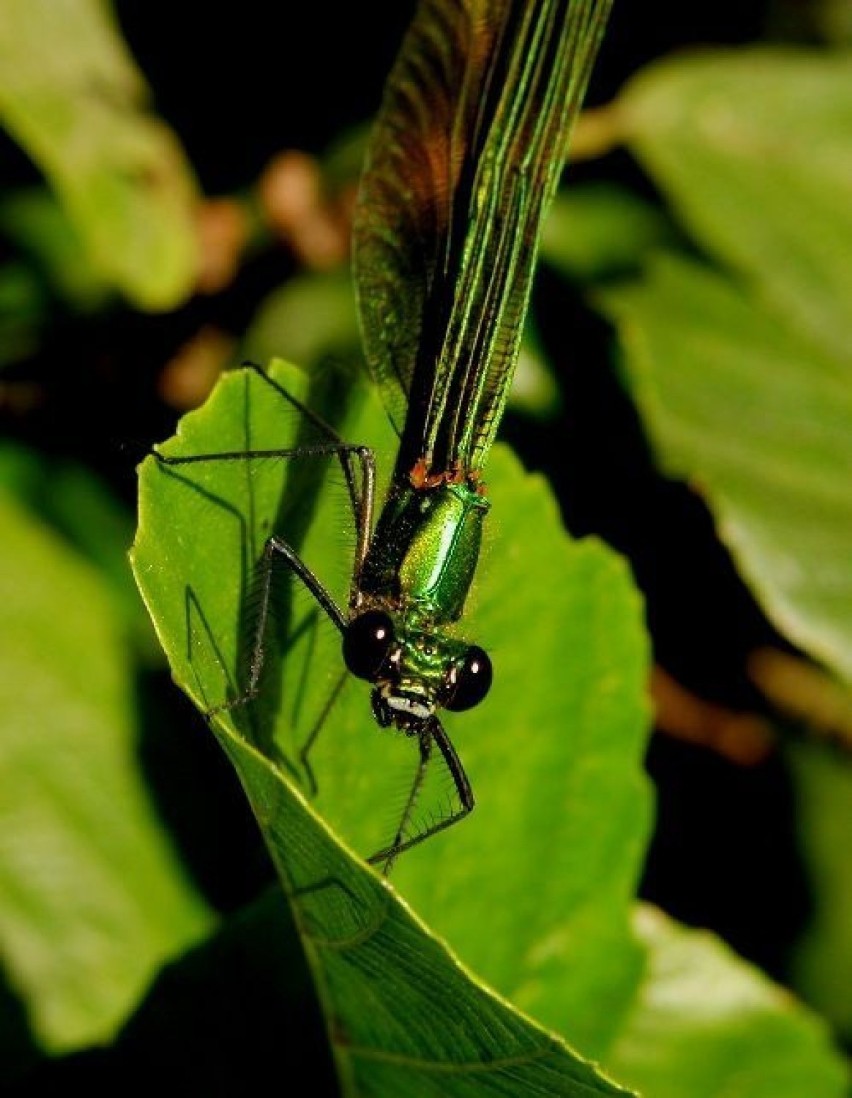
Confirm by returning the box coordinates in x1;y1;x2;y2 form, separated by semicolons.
152;362;373;761
367;718;474;873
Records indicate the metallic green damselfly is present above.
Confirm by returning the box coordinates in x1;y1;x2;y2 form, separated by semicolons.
156;0;613;870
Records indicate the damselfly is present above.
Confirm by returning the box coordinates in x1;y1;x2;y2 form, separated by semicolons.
155;0;613;870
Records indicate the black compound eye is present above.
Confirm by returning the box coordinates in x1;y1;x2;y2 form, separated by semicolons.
342;610;395;681
445;645;492;712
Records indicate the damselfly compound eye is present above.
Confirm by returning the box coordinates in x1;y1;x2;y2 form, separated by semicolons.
343;610;396;681
445;645;492;711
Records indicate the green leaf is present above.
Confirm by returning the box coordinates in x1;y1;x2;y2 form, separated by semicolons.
0;187;111;312
541;184;673;282
0;493;212;1053
786;740;852;1041
131;358;640;1096
0;0;199;310
132;358;850;1094
618;49;852;368
607;905;850;1098
242;269;363;370
223;723;631;1096
0;444;158;658
600;252;852;687
607;49;852;689
0;260;45;367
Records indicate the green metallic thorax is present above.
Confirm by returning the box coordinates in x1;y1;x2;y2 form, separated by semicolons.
360;481;490;625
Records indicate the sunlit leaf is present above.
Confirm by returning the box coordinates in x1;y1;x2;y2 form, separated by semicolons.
607;50;852;689
131;359;639;1096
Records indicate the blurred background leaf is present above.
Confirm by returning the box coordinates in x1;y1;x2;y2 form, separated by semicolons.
0;189;111;314
785;741;852;1043
0;489;212;1058
617;50;852;367
0;0;199;310
597;50;852;689
601;252;852;687
609;904;848;1098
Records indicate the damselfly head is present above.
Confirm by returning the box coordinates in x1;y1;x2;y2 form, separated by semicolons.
342;608;492;730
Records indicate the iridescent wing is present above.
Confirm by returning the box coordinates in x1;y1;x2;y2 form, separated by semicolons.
353;0;612;476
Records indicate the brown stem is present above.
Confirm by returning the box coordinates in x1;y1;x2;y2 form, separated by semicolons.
748;648;852;755
651;665;775;766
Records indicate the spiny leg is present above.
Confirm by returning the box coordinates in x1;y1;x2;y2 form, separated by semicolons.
152;367;376;714
161;437;375;762
154;358;373;533
367;718;475;871
154;440;369;476
238;359;342;442
154;439;375;582
208;533;345;719
237;361;376;555
174;503;361;795
156;360;375;559
154;363;377;791
369;732;434;876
